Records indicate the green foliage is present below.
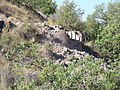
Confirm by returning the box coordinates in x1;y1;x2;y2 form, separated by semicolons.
85;3;108;41
0;33;21;50
6;41;38;61
85;14;100;41
85;1;120;62
39;0;57;15
14;57;120;90
1;1;120;90
0;30;119;90
9;0;57;15
94;1;120;61
86;1;120;41
16;81;41;90
95;21;120;61
57;0;84;31
0;32;39;61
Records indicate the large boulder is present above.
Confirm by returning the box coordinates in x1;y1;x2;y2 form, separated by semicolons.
52;30;71;47
51;30;82;50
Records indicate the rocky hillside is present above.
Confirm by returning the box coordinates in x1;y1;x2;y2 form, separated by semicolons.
0;0;47;25
0;1;102;70
0;1;107;90
0;0;99;63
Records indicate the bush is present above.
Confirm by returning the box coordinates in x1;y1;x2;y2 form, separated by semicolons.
0;29;119;90
0;33;21;50
8;0;57;15
85;1;120;61
56;0;84;31
94;2;120;61
95;21;120;61
14;56;120;90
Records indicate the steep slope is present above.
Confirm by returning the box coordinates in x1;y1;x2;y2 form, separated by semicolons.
0;1;102;89
0;0;47;24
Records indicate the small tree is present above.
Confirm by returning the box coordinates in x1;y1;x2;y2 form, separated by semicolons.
85;14;100;41
57;0;84;31
94;1;120;61
85;3;107;41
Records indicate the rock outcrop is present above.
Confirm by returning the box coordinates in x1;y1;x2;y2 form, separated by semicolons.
26;23;100;66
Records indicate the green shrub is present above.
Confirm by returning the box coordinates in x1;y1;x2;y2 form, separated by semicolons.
0;33;21;49
86;1;120;61
95;19;120;61
14;56;120;90
56;0;84;31
8;0;57;15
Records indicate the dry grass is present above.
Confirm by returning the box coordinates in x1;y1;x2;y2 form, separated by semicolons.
84;41;93;47
0;0;27;21
0;0;41;23
0;53;10;89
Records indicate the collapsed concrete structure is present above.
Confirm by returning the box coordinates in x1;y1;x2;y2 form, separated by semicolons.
49;25;83;42
66;31;83;42
37;23;99;58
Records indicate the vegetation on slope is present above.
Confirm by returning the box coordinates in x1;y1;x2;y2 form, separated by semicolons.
46;0;85;31
0;0;120;90
85;1;120;61
0;33;119;89
6;0;57;15
0;0;46;22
